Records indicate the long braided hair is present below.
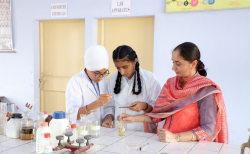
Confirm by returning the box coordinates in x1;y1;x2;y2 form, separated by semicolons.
113;45;142;95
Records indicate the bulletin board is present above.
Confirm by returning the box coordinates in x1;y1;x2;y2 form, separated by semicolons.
0;0;14;53
166;0;250;12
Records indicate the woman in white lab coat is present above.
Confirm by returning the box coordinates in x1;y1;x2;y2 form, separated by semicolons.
66;45;112;123
102;45;161;132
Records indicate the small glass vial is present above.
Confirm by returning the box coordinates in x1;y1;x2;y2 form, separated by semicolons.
119;121;126;136
119;108;126;136
42;133;52;154
77;114;88;139
88;110;100;138
45;112;53;126
33;112;44;142
20;111;34;140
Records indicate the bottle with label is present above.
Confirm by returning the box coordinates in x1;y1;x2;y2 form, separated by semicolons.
36;122;52;154
88;110;100;138
42;133;52;154
33;112;45;142
77;114;88;139
20;111;34;140
45;112;53;126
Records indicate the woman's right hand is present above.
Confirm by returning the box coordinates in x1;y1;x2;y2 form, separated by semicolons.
96;94;112;107
120;113;135;123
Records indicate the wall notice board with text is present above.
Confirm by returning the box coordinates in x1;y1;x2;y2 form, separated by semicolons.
166;0;250;12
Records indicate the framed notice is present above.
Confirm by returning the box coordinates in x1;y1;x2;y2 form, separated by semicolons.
166;0;250;13
0;0;14;53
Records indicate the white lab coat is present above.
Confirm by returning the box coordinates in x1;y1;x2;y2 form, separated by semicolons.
103;68;161;132
66;69;107;123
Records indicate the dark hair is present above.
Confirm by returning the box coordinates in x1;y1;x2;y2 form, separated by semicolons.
112;45;142;95
174;42;207;77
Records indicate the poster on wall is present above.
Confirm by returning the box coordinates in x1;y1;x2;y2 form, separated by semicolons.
111;0;131;15
166;0;250;12
0;0;14;52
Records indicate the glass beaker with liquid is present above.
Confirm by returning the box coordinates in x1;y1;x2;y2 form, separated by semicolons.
119;108;126;136
20;111;34;140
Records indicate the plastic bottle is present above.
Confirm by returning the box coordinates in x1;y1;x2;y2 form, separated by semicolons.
77;114;88;139
88;110;100;138
45;112;53;126
33;112;45;142
42;111;48;120
70;124;78;143
20;111;34;140
49;111;69;148
36;122;52;154
42;133;52;154
6;113;22;138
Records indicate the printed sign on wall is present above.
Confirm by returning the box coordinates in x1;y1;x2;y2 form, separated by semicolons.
111;0;131;15
51;3;67;18
0;0;13;51
166;0;250;12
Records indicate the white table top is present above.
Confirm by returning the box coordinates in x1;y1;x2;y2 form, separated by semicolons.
0;127;249;154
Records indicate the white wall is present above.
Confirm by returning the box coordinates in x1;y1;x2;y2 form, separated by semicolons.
0;0;249;145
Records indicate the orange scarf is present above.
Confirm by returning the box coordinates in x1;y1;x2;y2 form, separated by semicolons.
146;75;228;143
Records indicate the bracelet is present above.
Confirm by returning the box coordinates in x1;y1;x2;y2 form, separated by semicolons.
85;105;89;115
178;133;182;142
191;131;194;141
143;103;148;111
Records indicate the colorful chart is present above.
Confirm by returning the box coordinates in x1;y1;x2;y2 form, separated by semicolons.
166;0;250;12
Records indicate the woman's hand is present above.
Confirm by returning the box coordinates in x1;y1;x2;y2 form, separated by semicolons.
157;129;179;143
129;102;146;112
120;113;135;123
102;115;114;128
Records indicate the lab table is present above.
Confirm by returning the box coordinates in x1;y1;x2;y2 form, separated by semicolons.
0;127;248;154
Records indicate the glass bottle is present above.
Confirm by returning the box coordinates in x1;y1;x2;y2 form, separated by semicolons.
20;111;34;140
45;112;53;126
33;112;44;142
88;110;100;138
66;109;75;129
77;114;88;139
119;108;126;136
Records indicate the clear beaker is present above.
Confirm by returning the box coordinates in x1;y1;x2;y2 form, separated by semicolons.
0;103;7;135
119;108;126;136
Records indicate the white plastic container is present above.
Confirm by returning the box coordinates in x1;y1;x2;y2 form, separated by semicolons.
42;133;52;154
6;113;22;138
36;122;52;154
49;111;69;148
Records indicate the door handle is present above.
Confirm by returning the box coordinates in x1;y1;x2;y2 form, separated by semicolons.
39;79;47;88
